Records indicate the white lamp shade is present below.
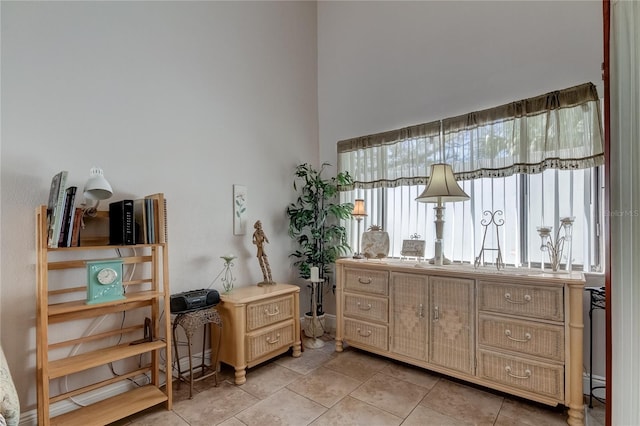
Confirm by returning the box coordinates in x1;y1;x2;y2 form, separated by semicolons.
352;199;367;217
83;167;113;201
415;163;470;203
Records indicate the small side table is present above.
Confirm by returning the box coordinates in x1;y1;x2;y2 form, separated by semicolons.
586;286;606;408
172;306;222;398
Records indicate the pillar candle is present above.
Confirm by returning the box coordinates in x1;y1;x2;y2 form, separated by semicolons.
310;266;319;281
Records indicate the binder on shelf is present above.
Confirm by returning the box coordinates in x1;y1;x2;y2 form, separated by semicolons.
109;200;135;245
58;186;77;247
46;171;69;248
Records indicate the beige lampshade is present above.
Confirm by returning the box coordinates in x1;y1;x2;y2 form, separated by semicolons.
415;163;470;203
352;199;367;218
83;167;113;201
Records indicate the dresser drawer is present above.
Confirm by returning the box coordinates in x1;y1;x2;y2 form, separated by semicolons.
478;314;564;362
246;320;294;362
344;268;389;296
344;318;388;351
246;295;293;331
344;293;388;323
477;350;564;401
477;281;564;322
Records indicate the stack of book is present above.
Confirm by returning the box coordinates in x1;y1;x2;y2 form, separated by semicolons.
46;171;83;248
109;193;167;245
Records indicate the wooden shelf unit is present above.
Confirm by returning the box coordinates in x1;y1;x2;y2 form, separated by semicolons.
35;198;172;426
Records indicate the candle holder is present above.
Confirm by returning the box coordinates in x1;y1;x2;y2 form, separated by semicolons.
536;217;574;272
220;255;237;293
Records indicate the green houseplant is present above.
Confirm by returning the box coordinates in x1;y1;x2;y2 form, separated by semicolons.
287;162;353;317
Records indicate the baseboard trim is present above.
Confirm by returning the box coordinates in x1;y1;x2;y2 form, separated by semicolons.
583;372;606;401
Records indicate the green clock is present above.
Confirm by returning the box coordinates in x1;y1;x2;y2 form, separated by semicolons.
86;259;125;305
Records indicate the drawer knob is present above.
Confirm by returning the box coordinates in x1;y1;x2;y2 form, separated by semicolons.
357;302;372;311
266;333;280;344
358;277;373;284
505;329;532;343
264;306;280;316
505;365;531;380
504;293;532;304
356;328;372;337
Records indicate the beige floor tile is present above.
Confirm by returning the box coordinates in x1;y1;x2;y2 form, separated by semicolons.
235;387;327;426
309;395;403;426
125;406;190;426
494;398;567;426
350;371;428;418
323;347;389;381
238;362;303;399
273;343;337;375
171;381;259;426
216;417;248;426
403;404;473;426
379;360;440;390
286;366;363;408
420;379;503;425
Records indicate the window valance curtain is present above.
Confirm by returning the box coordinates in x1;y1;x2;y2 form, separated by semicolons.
338;82;604;189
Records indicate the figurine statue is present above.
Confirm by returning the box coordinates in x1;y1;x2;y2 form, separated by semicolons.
253;220;274;285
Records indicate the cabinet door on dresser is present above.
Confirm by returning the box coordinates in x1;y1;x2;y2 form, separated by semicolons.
428;276;475;375
390;272;428;360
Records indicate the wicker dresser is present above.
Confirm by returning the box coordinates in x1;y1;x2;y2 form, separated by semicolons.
213;283;302;384
335;259;585;426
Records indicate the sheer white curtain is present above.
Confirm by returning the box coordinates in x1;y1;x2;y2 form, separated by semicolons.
610;0;640;424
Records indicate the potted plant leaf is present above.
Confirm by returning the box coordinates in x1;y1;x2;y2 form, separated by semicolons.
286;162;353;335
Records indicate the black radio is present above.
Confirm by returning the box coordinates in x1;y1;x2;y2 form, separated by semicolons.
170;288;220;313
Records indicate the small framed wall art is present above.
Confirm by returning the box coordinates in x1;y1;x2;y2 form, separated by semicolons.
233;184;247;235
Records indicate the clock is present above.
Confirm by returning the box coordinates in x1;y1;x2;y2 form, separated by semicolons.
86;259;125;305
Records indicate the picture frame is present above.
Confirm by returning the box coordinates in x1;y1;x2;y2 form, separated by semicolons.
400;239;425;258
233;185;247;235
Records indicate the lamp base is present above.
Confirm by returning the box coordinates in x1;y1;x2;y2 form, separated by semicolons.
427;256;451;265
352;253;364;259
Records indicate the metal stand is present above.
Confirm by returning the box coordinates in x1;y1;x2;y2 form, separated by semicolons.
586;286;606;408
172;306;222;399
474;210;505;270
303;279;325;349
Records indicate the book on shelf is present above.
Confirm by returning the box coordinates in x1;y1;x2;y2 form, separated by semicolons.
145;193;167;244
57;186;77;247
69;207;83;247
46;171;69;248
109;199;135;245
133;199;147;244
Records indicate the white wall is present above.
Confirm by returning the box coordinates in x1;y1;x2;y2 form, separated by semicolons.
1;0;318;412
317;0;605;378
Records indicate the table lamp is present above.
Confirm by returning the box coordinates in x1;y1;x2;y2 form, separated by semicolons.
352;199;367;259
415;163;470;265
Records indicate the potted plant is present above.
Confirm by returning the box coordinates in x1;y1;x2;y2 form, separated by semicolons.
286;163;353;334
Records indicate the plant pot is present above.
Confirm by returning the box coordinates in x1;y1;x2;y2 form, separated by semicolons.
303;313;326;338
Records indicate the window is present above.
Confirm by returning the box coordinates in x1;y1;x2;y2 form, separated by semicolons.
342;166;603;271
338;83;604;271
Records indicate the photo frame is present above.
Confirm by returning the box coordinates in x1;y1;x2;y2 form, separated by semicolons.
400;239;425;258
233;185;247;235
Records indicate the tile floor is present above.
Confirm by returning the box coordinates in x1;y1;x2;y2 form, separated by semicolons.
113;338;606;426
